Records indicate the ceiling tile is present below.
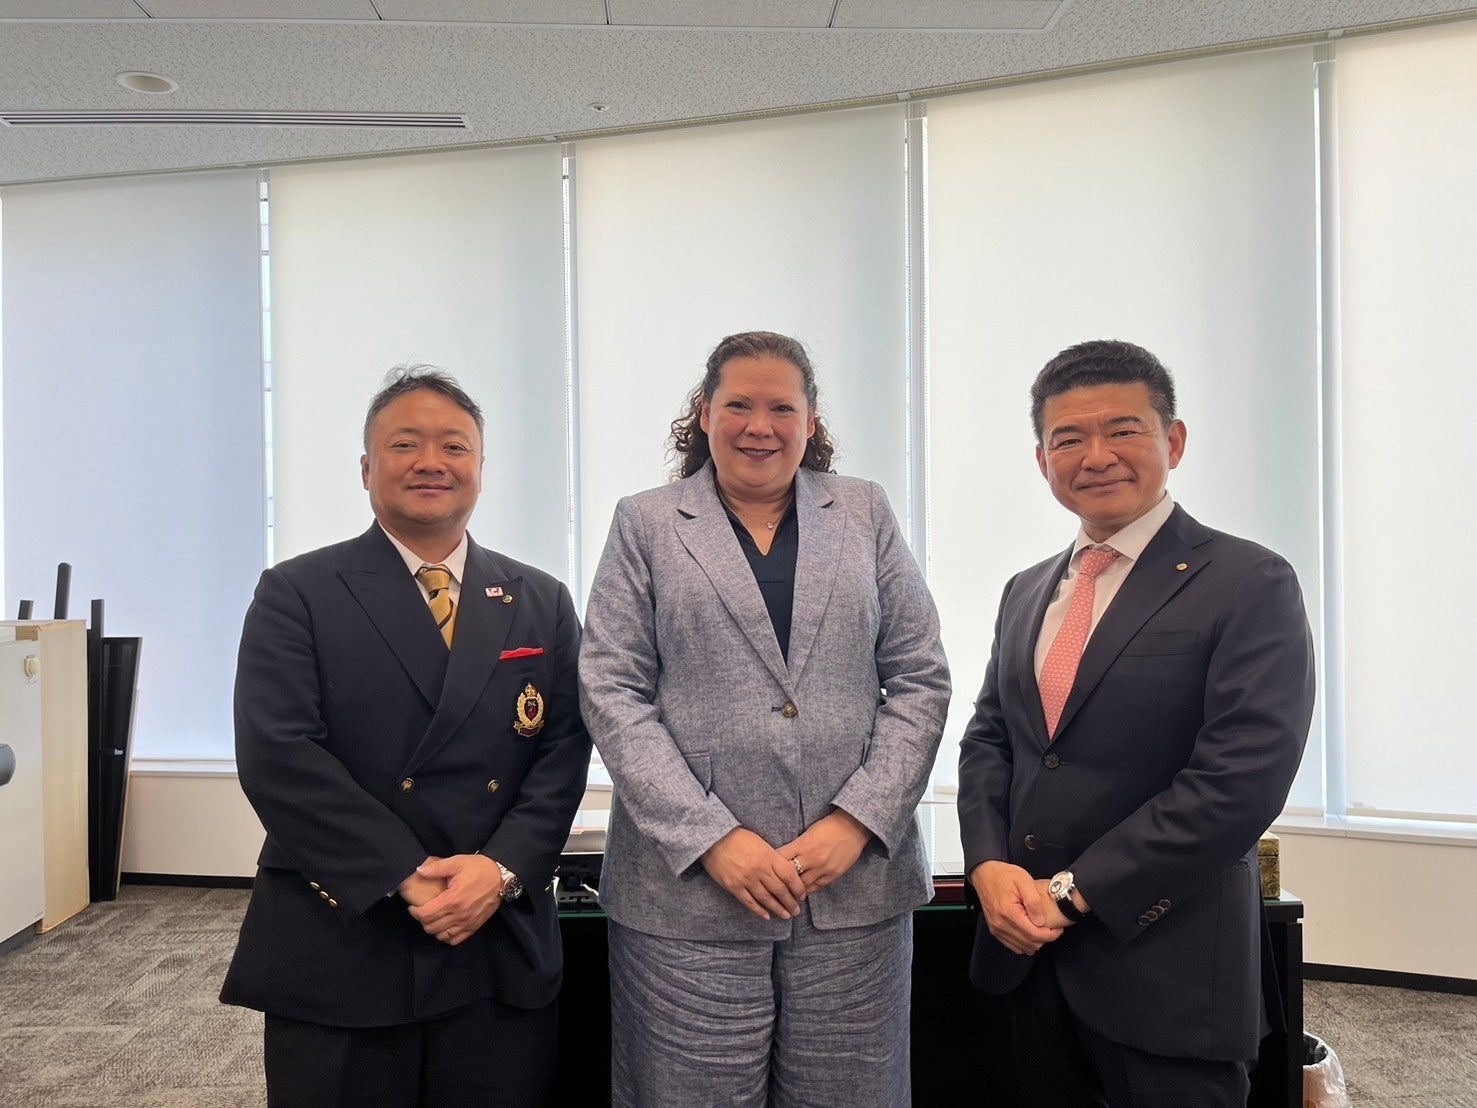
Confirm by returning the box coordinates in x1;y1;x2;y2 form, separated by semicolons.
5;0;1476;185
138;1;378;17
608;1;836;28
0;1;145;15
374;1;606;22
834;0;1065;31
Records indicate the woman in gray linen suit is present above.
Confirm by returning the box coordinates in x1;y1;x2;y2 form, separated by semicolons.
578;331;951;1107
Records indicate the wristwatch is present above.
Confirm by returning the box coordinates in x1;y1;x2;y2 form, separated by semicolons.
1048;870;1086;922
497;862;524;901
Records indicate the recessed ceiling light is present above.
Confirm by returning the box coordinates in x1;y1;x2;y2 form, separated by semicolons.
117;72;178;95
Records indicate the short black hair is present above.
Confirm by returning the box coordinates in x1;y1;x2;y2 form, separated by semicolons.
362;364;484;452
1030;339;1177;443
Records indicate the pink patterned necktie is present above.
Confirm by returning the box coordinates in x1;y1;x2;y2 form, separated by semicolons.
1039;547;1120;739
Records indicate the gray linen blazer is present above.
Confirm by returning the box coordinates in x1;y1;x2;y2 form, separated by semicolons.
579;464;950;940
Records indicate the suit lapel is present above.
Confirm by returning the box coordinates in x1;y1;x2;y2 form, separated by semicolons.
784;470;842;685
404;540;519;771
673;466;794;697
1052;506;1211;740
1015;548;1072;752
338;524;448;710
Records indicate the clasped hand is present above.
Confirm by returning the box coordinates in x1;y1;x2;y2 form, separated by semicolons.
701;811;872;921
970;861;1077;955
400;854;505;946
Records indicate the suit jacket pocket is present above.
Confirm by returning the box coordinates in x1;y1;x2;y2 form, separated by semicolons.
684;751;713;794
1119;630;1197;657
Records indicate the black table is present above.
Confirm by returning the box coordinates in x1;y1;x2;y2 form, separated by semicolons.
553;888;1306;1106
1258;892;1306;1108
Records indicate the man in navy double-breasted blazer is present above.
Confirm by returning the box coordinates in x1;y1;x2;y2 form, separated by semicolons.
221;367;590;1106
958;340;1315;1107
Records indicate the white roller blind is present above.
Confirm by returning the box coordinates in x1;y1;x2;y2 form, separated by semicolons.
269;147;569;575
2;171;265;760
573;106;910;595
1336;23;1477;821
926;47;1324;809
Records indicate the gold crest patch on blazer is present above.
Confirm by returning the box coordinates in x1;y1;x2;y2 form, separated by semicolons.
513;683;545;737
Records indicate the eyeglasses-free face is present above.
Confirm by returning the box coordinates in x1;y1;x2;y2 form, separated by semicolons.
1036;381;1185;541
701;354;817;507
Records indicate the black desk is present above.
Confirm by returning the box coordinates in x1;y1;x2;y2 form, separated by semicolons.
554;890;1305;1106
1258;892;1306;1108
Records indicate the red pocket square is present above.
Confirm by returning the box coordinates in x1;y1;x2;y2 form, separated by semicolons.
499;647;544;660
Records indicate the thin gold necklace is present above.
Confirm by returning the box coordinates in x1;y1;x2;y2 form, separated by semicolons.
720;489;791;531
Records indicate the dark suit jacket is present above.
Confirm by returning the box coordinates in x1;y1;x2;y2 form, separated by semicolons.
957;504;1314;1062
220;524;591;1028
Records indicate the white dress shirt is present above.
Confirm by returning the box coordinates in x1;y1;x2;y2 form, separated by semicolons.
1033;493;1176;681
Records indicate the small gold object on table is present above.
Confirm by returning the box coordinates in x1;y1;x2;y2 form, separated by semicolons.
1257;831;1281;899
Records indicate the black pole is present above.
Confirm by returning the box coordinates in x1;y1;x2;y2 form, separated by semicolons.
54;562;73;620
87;598;105;903
89;599;105;749
17;599;34;620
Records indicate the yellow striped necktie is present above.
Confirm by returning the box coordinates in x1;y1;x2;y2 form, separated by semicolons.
415;563;456;648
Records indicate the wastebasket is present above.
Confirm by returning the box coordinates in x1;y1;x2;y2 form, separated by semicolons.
1303;1032;1350;1108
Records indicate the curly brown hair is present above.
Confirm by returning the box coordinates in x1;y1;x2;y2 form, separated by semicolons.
668;331;837;479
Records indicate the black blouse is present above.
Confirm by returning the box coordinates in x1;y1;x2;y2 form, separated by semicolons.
725;500;799;662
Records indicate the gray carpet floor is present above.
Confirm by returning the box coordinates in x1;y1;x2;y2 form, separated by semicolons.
0;886;262;1107
0;885;1471;1106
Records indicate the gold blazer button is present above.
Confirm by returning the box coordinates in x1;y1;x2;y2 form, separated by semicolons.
487;779;501;795
781;701;798;718
400;778;415;792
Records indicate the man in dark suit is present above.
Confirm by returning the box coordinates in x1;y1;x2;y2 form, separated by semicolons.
221;367;591;1106
957;339;1315;1107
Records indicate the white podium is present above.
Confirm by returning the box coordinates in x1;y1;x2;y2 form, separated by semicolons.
0;620;90;938
0;636;45;942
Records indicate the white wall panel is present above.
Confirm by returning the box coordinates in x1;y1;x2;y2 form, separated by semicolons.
1336;22;1477;821
574;106;910;596
927;48;1323;805
269;146;570;575
2;171;264;760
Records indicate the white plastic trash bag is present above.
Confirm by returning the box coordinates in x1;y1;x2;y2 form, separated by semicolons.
1303;1032;1350;1108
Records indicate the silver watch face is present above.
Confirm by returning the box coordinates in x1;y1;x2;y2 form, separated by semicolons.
1048;871;1074;900
497;863;521;898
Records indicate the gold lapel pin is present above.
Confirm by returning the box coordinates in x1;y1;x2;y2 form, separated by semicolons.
1176;563;1188;571
502;594;514;604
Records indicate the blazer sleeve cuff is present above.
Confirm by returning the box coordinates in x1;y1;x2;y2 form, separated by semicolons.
829;775;905;858
337;841;432;923
657;803;742;878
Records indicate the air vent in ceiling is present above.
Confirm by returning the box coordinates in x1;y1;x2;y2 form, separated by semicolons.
0;111;467;129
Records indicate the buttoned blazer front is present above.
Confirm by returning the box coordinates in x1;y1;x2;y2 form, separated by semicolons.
579;464;951;941
220;524;591;1028
957;505;1315;1062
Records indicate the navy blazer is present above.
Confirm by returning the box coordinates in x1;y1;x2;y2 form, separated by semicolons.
957;505;1314;1062
221;524;591;1027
